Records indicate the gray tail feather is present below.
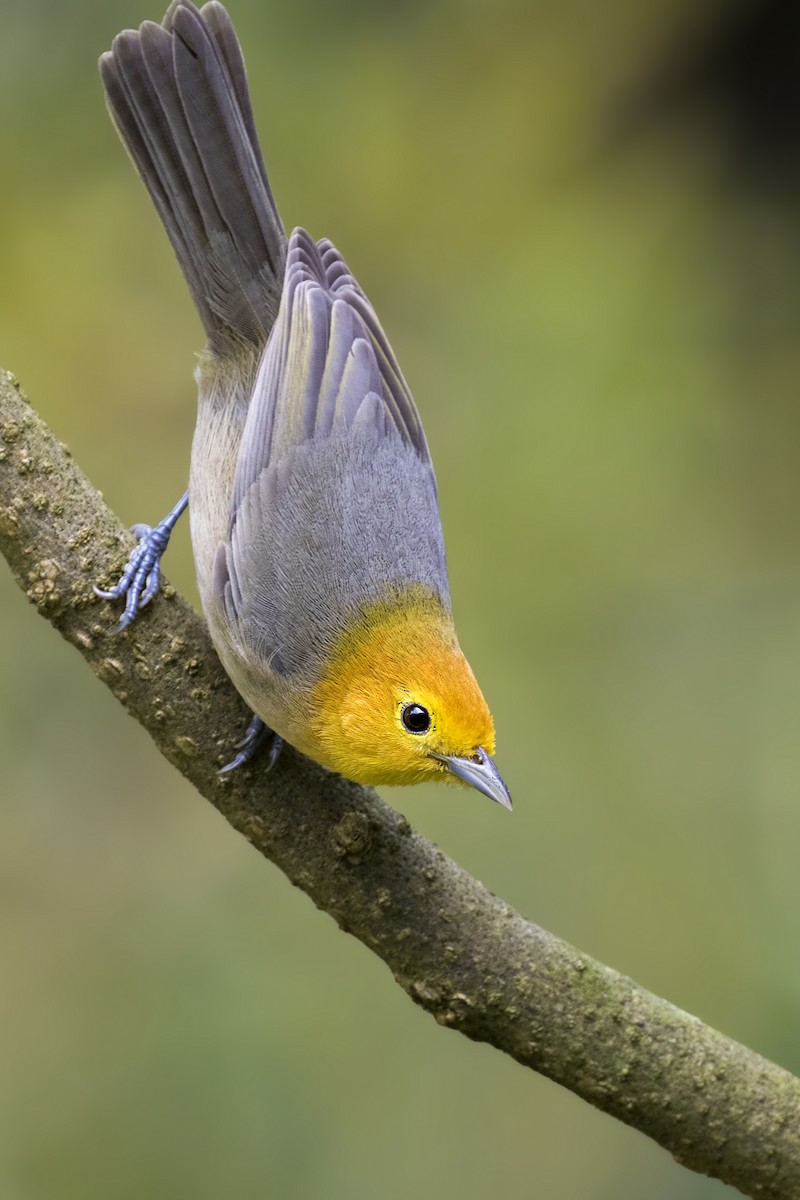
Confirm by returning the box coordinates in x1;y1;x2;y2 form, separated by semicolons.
101;1;287;355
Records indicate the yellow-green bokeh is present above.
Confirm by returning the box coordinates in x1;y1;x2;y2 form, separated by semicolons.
2;1;799;1197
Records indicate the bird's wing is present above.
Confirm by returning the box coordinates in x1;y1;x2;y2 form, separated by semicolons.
211;227;450;676
230;226;429;514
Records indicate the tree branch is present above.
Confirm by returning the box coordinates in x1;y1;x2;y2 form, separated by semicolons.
1;367;798;1200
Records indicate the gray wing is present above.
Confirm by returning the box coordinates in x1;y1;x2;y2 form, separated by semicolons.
213;228;449;676
231;227;428;512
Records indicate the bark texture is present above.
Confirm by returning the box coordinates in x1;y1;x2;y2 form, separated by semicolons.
1;368;798;1199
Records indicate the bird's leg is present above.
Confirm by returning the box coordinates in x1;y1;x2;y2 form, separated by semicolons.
94;490;189;631
219;714;284;774
96;491;282;773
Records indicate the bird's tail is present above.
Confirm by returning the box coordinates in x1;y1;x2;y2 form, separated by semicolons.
101;1;286;356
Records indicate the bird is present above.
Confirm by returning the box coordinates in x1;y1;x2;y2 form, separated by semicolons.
96;1;511;809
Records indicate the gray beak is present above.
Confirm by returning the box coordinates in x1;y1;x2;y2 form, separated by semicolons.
435;746;512;810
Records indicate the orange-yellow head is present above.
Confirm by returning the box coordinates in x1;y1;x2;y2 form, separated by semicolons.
308;588;511;808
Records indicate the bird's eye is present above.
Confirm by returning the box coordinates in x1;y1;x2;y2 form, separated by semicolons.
401;703;431;734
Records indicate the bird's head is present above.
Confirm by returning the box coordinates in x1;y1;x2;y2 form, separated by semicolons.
308;589;511;808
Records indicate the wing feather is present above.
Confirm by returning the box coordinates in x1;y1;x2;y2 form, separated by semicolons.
215;226;448;671
231;227;429;514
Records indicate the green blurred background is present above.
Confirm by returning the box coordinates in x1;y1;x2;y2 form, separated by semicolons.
2;0;799;1196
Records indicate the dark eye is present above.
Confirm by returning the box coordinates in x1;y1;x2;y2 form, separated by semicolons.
401;703;431;734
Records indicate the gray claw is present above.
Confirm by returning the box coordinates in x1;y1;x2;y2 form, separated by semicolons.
94;491;188;631
219;715;283;774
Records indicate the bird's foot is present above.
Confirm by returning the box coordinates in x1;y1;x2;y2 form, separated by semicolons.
94;491;188;631
219;714;284;774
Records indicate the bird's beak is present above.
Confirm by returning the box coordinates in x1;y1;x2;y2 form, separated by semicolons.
434;746;512;810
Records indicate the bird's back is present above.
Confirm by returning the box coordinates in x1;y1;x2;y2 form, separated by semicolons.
211;231;451;711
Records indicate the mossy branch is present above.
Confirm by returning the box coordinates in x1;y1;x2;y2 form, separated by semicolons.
1;367;798;1200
